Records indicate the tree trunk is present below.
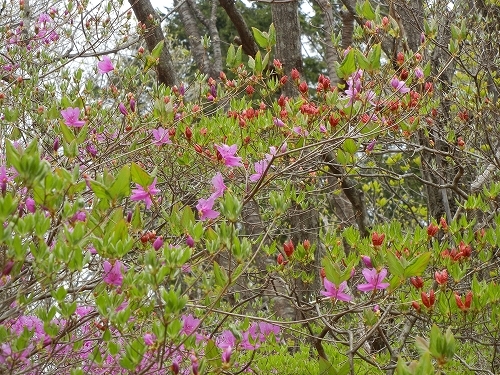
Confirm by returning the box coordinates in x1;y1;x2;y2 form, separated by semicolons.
175;0;211;75
219;0;259;57
314;0;339;83
128;0;177;86
271;0;303;97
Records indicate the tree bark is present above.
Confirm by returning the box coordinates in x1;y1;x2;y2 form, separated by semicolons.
271;0;303;97
219;0;259;57
175;0;211;75
128;0;177;86
185;0;223;77
314;0;339;83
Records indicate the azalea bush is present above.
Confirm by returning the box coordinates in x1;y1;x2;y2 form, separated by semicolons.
1;1;500;375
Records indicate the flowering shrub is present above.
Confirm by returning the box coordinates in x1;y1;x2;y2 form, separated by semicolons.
0;2;499;375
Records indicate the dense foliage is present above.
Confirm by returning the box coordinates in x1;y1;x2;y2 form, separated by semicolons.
1;0;500;374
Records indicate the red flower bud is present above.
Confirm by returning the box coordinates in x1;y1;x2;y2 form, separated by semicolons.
329;114;340;128
396;52;405;65
291;68;300;80
298;81;308;94
400;69;409;80
421;290;435;308
194;144;203;153
411;301;421;312
303;239;310;250
434;269;448;285
283;240;294;257
465;290;473;309
280;75;288;85
410;276;424;289
245;85;255;95
458;241;472;258
185;126;192;141
371;232;385;247
439;217;448;231
277;253;287;265
320;268;326;279
427;223;439;237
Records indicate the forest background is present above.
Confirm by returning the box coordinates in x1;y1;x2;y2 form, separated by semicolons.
0;0;500;374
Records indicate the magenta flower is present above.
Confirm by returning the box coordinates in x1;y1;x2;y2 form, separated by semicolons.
130;178;160;209
60;107;86;127
103;260;126;286
210;172;226;199
118;103;128;116
181;314;200;335
249;160;268;182
97;56;114;74
258;322;280;340
320;279;352;302
152;127;172;146
215;144;243;167
390;76;410;94
273;117;285;127
222;346;232;363
153;236;163;250
361;255;373;268
196;196;219;220
357;268;390;292
414;67;424;80
217;330;236;350
143;333;156;346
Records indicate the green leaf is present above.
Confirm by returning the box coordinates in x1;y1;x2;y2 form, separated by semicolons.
252;27;268;49
321;258;342;286
355;50;370;71
319;357;337;375
336;48;356;79
130;162;153;187
386;251;405;278
361;0;376;20
226;44;236;67
5;140;21;172
268;23;276;47
59;122;76;143
248;56;255;70
342;138;358;154
151;40;165;60
415;352;434;375
109;165;131;200
404;252;431;278
90;181;112;201
205;339;222;368
254;50;263;75
213;261;227;287
395;357;412;375
368;43;381;70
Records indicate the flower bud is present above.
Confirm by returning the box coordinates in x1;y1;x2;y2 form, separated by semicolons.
118;102;128;116
153;236;163;250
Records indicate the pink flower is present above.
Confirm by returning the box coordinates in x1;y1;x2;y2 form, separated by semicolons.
215;144;242;167
118;103;128;116
390;76;410;94
249;160;268;182
210;172;226;199
181;314;200;336
320;279;352;302
25;198;36;213
130;178;160;209
153;236;163;250
196;196;219;220
357;268;390;292
103;260;126;286
97;56;114;74
60;107;86;127
152;127;172;146
273;117;285;127
144;333;156;346
217;330;236;350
